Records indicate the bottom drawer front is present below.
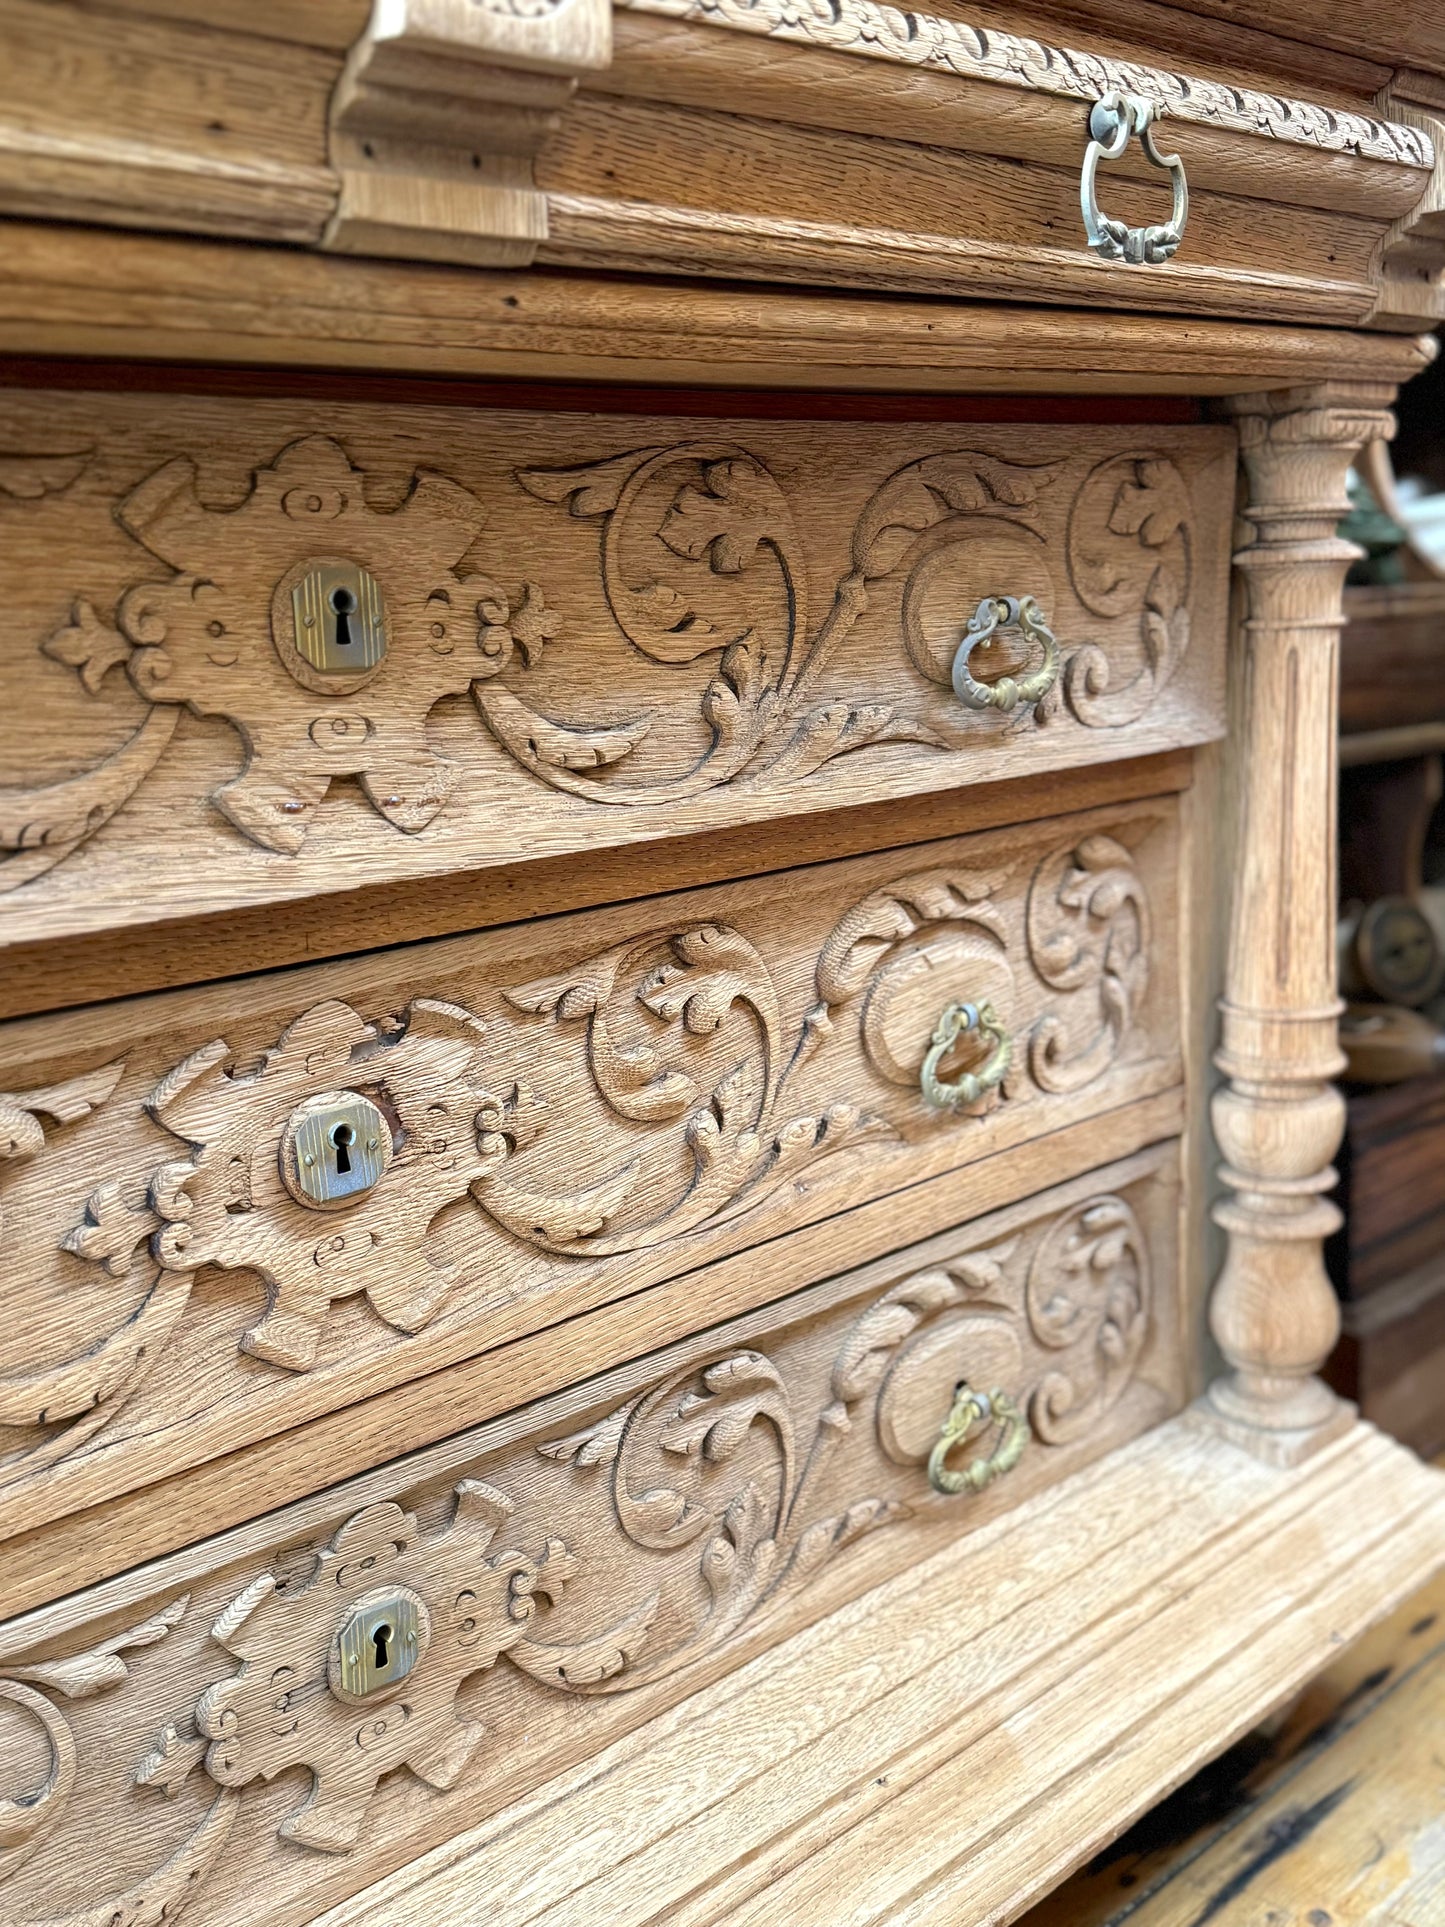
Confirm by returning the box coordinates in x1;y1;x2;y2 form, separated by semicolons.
0;1143;1181;1927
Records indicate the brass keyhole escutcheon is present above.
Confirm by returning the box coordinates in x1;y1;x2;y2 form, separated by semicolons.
279;1090;393;1210
274;558;387;693
331;1589;430;1704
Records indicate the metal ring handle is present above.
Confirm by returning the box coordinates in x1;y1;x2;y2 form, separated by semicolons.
920;1000;1013;1111
1080;91;1188;266
951;595;1060;713
927;1382;1029;1496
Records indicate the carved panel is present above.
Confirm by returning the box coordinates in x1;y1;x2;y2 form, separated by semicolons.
0;795;1180;1548
0;393;1232;945
0;1146;1180;1927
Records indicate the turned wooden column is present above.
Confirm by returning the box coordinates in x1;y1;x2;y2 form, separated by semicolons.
1205;382;1398;1466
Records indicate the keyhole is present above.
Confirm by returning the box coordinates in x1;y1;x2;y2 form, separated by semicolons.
330;1120;354;1175
329;583;356;649
371;1622;392;1673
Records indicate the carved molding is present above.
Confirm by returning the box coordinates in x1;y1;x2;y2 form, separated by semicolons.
325;0;613;267
2;812;1164;1498
617;0;1433;168
2;433;1201;897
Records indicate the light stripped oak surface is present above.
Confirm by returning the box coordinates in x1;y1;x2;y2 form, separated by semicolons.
1020;1472;1445;1927
301;1416;1445;1927
0;226;1433;396
0;1149;1183;1923
0;794;1182;1563
1;0;1436;328
0;392;1231;949
0;1087;1183;1622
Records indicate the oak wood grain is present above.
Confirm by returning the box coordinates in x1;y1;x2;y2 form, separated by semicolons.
1;224;1433;395
0;1088;1184;1620
0;794;1183;1552
0;392;1231;951
0;1148;1184;1926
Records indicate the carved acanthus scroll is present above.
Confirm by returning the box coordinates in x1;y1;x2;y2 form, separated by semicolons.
103;1174;1153;1884
3;434;1200;894
1;812;1160;1510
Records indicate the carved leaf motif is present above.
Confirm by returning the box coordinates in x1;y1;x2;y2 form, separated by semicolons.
659;1352;792;1463
850;451;1061;577
0;708;180;896
508;1593;660;1688
475;685;650;773
134;1721;209;1799
1027;1196;1152;1444
537;1397;640;1469
1027;832;1151;1094
0;1062;125;1167
0;451;91;499
1064;453;1194;729
660;458;780;574
6;1597;188;1701
41;600;134;694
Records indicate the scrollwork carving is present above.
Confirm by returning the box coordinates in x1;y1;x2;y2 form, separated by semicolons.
0;1594;237;1927
1026;832;1150;1094
4;430;1203;895
1026;1196;1152;1443
8;1166;1163;1907
1063;454;1193;728
0;1061;193;1497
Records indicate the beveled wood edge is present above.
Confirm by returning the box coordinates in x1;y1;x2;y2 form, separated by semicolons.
0;1102;1184;1623
303;1413;1445;1927
0;224;1434;397
0;751;1194;1023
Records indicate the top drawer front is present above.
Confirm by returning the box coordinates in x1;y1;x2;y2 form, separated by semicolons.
0;393;1231;955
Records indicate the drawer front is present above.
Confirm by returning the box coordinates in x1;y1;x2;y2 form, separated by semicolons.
0;794;1182;1544
0;391;1231;949
0;1144;1181;1927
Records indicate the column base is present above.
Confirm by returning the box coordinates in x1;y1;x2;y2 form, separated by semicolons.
1194;1373;1357;1467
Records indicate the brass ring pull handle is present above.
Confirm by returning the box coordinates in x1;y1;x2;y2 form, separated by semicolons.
951;595;1061;714
1080;91;1188;266
928;1382;1029;1496
920;1000;1013;1111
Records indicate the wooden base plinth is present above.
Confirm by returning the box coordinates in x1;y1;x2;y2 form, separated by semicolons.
1196;1375;1359;1467
310;1414;1445;1927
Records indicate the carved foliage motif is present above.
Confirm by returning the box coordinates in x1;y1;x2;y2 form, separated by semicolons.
3;433;1198;891
44;1177;1157;1907
0;1596;243;1927
618;0;1432;167
2;816;1159;1507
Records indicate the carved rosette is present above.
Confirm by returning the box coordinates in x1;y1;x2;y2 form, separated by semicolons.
187;1486;593;1853
62;997;522;1372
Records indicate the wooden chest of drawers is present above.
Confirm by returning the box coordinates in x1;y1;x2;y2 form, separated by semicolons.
2;2;1445;1923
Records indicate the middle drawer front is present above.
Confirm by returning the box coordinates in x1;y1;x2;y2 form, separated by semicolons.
0;792;1182;1543
0;1143;1183;1927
